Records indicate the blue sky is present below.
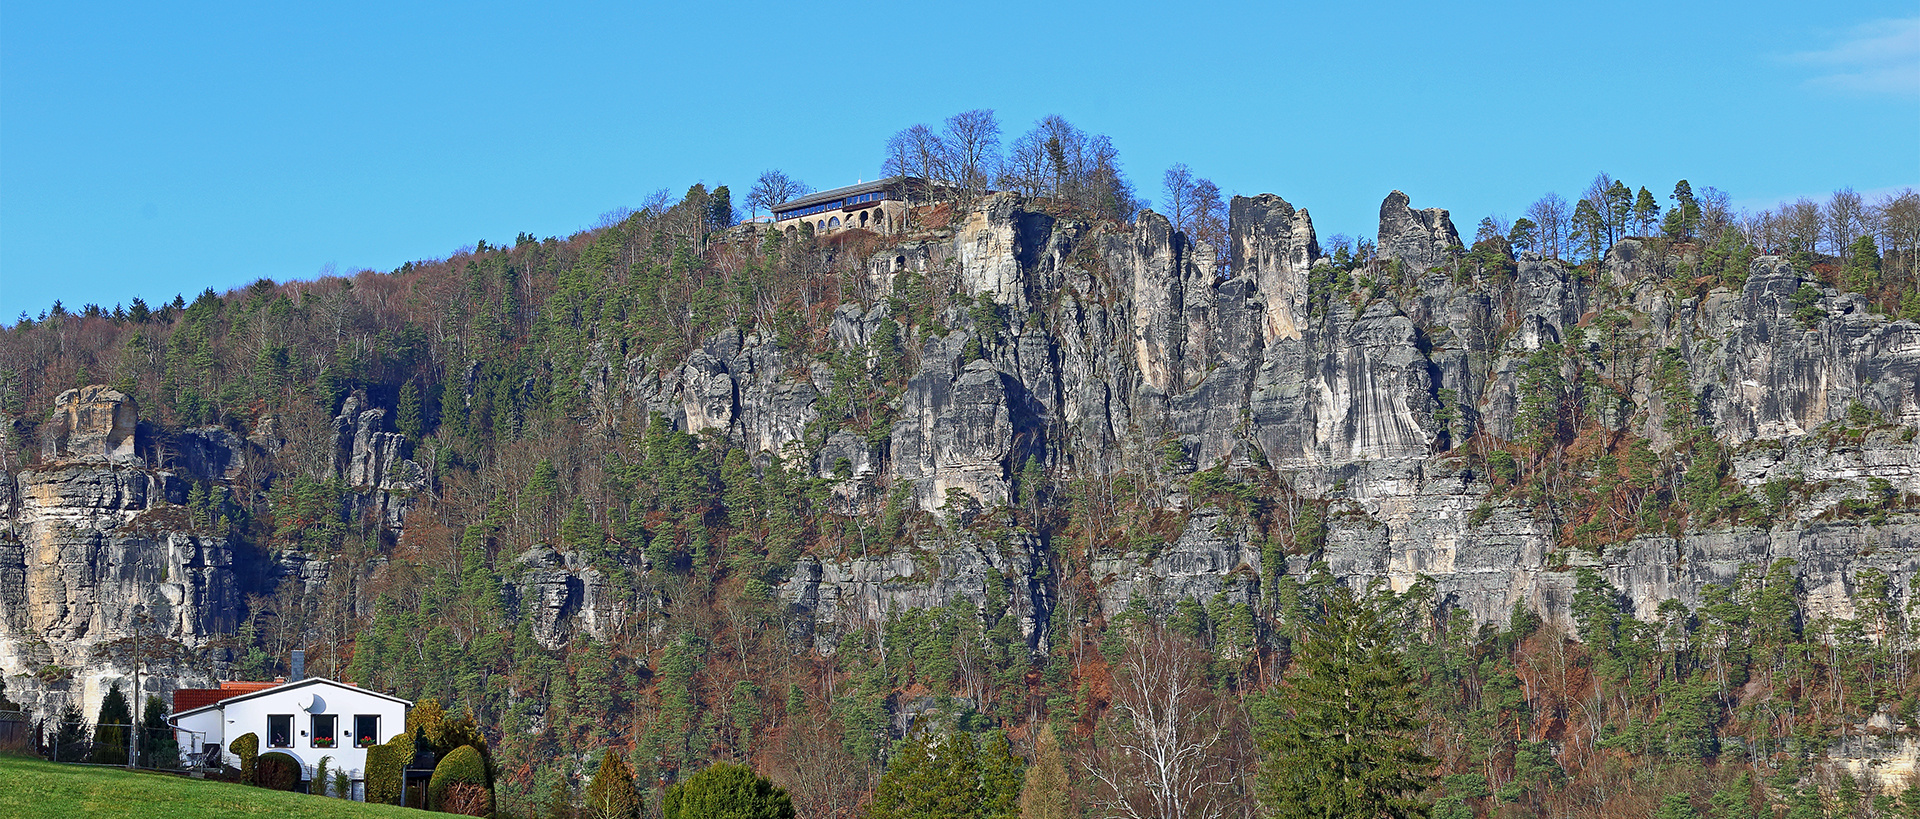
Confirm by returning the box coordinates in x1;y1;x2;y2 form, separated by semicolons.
3;1;1915;320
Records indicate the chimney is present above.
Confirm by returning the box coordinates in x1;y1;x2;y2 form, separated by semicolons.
290;650;305;681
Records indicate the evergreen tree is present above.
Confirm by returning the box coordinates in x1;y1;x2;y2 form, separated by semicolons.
662;761;795;819
1257;583;1436;819
54;701;90;762
397;379;425;442
1667;180;1702;239
139;695;178;768
1571;198;1607;262
1654;792;1701;819
586;748;643;819
1633;187;1662;237
867;728;1022;819
91;682;133;765
1707;771;1756;819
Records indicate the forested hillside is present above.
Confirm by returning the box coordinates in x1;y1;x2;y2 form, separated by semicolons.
5;113;1920;817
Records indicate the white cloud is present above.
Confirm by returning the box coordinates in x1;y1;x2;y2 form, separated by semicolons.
1790;16;1920;97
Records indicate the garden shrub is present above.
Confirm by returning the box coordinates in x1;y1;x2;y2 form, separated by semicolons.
428;744;491;813
228;732;259;783
255;751;301;791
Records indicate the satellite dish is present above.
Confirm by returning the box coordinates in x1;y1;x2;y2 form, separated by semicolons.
300;692;321;713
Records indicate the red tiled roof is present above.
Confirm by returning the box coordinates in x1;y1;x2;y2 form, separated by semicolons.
174;681;281;714
172;689;226;713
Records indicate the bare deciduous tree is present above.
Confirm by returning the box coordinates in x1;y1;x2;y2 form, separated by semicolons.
1784;198;1823;254
1876;189;1920;278
1162;164;1195;232
1824;187;1867;256
1189;179;1227;271
883;124;948;196
746;170;812;219
1085;626;1239;819
1525;193;1570;259
941;109;1001;202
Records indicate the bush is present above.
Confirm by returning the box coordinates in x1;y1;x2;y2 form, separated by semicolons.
228;732;259;782
662;761;794;819
364;733;407;805
429;745;491;814
255;751;301;791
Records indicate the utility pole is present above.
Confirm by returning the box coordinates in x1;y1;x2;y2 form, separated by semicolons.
129;605;147;770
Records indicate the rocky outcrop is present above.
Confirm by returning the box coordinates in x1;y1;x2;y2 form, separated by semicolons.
40;387;139;465
2;390;241;719
1375;190;1462;271
329;392;425;529
510;546;621;650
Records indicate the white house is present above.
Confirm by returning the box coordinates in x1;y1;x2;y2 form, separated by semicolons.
172;676;410;798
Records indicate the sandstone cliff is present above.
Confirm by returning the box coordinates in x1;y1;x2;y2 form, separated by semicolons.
4;189;1916;726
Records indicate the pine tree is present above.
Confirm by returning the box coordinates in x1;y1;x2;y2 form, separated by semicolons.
1655;792;1701;819
1633;187;1662;238
1707;771;1755;819
1256;583;1436;819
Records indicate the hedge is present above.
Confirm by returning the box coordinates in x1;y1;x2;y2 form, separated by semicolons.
364;733;408;805
255;751;302;791
428;744;491;814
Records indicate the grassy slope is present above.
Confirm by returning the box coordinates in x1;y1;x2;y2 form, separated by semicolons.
0;755;427;819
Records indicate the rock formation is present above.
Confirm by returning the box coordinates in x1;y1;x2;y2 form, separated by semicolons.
3;187;1917;727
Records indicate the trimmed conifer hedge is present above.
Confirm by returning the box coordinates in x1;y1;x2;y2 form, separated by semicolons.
364;733;407;805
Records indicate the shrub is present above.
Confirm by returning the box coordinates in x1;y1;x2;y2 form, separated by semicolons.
255;751;301;791
441;782;492;816
364;733;407;805
662;761;794;819
228;732;259;782
429;745;491;814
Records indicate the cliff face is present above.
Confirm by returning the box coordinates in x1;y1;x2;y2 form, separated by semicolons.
4;190;1917;718
0;387;425;717
732;191;1918;650
0;388;241;716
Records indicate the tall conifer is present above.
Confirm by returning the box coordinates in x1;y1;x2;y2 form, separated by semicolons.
1257;584;1435;819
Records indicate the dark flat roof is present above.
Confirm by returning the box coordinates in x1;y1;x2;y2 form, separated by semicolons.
774;176;911;214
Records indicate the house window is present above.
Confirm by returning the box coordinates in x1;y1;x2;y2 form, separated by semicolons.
354;715;380;748
311;714;338;749
267;714;293;748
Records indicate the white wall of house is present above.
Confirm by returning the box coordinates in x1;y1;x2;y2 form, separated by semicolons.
172;678;408;792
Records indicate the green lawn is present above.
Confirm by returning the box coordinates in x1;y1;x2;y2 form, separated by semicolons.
0;755;429;818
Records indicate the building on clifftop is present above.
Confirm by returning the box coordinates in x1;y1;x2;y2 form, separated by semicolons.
772;176;923;237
